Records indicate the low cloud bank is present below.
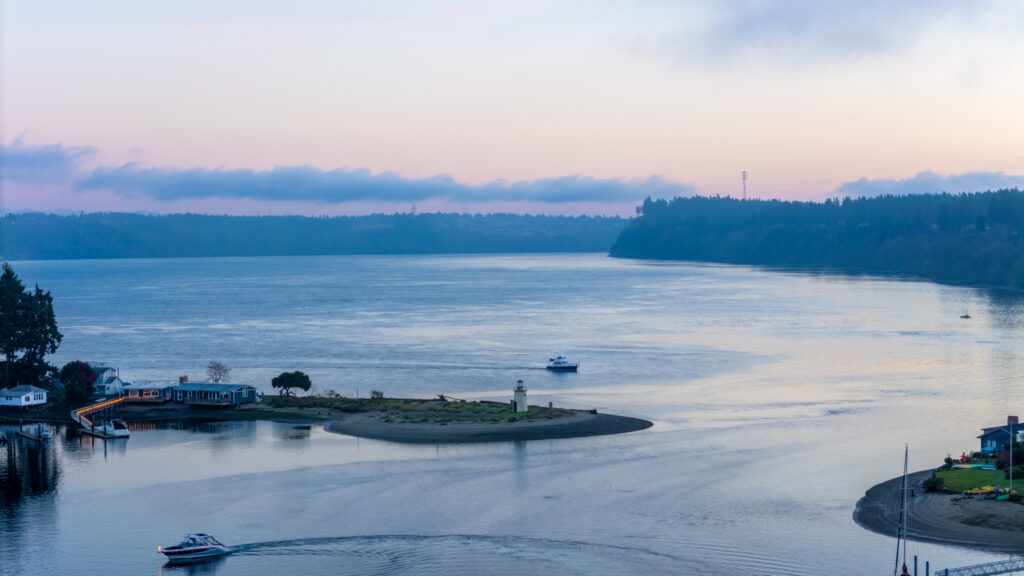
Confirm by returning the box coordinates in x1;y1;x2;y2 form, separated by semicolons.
0;140;95;184
2;142;693;206
834;170;1024;198
75;165;693;204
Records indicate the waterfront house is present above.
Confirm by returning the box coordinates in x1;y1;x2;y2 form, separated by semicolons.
123;382;178;403
978;415;1024;452
0;385;48;408
89;364;126;396
174;383;258;407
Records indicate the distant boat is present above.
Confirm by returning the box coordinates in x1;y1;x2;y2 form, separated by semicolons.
546;355;578;372
159;533;232;564
16;423;52;441
97;419;130;438
960;313;971;319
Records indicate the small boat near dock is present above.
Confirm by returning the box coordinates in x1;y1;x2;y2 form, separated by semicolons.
16;423;52;442
546;354;579;372
159;533;232;564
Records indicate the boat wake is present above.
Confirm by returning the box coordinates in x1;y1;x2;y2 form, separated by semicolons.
226;534;715;575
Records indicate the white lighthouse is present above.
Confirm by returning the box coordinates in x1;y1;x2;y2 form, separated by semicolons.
513;380;528;413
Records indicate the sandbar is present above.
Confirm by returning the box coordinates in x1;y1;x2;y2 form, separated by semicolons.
854;470;1024;553
325;409;653;444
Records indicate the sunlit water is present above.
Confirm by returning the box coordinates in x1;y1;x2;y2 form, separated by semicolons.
3;253;1024;575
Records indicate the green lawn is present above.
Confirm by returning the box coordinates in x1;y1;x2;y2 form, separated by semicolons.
935;468;1015;492
261;395;563;422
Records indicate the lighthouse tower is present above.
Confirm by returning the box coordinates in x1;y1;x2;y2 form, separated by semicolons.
513;380;528;413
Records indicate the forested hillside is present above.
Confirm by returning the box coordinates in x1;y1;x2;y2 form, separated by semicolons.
0;212;627;260
611;190;1024;288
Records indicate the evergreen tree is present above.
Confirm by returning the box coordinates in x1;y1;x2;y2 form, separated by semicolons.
0;263;62;387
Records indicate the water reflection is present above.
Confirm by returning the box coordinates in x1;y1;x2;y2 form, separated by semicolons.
0;429;60;507
273;423;312;443
157;557;227;575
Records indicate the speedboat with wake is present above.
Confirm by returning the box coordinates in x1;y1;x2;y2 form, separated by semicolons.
159;533;231;564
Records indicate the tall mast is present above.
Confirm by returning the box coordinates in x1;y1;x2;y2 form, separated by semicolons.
902;445;908;566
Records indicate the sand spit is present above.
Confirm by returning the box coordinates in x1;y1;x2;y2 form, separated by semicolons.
325;410;653;444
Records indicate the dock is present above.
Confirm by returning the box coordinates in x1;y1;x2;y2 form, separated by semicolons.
72;397;128;439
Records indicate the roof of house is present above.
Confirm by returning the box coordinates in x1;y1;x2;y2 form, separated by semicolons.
978;423;1024;439
124;382;178;390
0;385;47;395
176;383;254;393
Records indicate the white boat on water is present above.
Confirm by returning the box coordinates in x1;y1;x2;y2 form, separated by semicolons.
546;354;579;372
92;419;130;438
159;533;232;564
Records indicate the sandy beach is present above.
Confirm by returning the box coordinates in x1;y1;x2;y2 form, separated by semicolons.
854;470;1024;553
325;409;653;444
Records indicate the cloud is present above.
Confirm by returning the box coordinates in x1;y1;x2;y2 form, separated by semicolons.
0;140;95;184
833;170;1024;198
75;164;695;205
666;0;978;63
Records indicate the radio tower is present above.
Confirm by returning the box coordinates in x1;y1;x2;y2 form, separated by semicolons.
742;171;748;200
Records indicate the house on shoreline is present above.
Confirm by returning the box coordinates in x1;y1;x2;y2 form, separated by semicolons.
123;381;178;403
89;364;126;396
978;415;1023;452
0;385;47;408
174;383;258;407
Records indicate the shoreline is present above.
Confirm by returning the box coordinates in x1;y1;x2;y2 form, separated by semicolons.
0;402;329;425
325;409;653;444
854;469;1024;554
2;402;653;443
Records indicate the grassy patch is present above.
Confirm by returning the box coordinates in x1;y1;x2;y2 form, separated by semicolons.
262;395;564;422
935;468;1018;492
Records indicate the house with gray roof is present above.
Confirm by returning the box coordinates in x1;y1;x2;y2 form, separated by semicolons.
0;385;47;408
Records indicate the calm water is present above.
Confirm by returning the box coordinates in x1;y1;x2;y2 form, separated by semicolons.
3;253;1024;574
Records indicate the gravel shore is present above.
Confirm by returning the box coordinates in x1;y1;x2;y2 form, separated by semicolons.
854;470;1024;553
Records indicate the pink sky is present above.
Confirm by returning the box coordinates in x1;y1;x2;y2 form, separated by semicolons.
2;2;1023;215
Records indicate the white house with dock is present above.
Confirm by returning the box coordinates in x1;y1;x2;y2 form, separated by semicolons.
123;381;178;403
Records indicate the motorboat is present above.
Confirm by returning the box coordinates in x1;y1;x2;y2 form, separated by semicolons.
159;533;231;564
106;419;130;438
546;354;578;372
91;418;130;438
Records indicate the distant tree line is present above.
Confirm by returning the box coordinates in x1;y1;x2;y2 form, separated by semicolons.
610;189;1024;288
0;212;627;260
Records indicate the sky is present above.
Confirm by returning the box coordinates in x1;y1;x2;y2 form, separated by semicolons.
2;1;1023;216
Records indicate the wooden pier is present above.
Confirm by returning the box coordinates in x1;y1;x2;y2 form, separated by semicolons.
71;397;128;439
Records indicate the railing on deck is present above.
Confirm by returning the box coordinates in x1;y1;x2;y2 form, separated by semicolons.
941;559;1024;576
71;396;126;429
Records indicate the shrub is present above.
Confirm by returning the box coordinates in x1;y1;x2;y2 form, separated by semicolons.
943;455;954;470
370;390;384;399
922;474;945;492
